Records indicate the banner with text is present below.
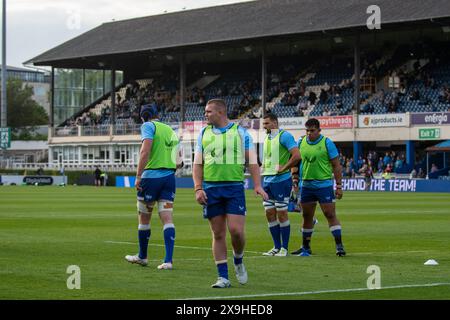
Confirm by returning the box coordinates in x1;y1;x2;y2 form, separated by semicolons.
316;115;353;129
358;114;407;127
410;112;450;126
341;178;450;193
278;117;307;129
181;121;207;134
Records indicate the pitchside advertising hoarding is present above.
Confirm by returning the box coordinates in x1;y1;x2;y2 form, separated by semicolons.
116;177;450;192
278;116;353;129
341;178;450;192
410;112;450;126
0;175;67;186
278;117;307;129
358;114;408;127
316;115;353;128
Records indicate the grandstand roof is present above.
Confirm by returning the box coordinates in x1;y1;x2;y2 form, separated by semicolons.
27;0;450;67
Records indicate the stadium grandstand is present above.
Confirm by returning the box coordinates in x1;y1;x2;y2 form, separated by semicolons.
9;0;449;183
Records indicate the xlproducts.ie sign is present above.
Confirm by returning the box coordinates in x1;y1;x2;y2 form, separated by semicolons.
419;128;440;140
0;127;11;149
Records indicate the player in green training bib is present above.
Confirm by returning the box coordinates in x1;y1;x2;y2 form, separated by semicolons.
291;118;346;257
261;113;300;257
125;104;183;270
193;99;268;289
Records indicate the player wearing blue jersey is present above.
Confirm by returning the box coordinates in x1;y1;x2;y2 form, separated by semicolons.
291;118;346;257
125;104;183;269
193;99;268;288
261;113;300;257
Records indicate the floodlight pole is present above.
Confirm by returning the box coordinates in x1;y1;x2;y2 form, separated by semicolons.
1;0;7;128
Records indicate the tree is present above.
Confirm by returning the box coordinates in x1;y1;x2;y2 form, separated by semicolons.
2;78;49;128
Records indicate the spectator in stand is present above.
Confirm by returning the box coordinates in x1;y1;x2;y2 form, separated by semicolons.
362;164;374;191
383;152;392;168
386;164;393;173
336;97;343;110
322;107;331;116
394;156;404;172
319;89;328;103
308;91;317;106
409;168;417;179
410;88;420;101
398;84;406;97
345;159;355;178
357;156;364;170
418;168;426;179
430;163;439;173
381;168;392;180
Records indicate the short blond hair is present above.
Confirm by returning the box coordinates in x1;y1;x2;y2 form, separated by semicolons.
206;99;227;112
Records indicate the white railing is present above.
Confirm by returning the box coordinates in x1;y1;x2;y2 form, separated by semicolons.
1;162;138;172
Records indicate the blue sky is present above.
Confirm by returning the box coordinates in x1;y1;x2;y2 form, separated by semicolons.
6;0;253;68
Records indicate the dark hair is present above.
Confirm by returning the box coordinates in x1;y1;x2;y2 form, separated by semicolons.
305;118;320;129
140;104;158;122
263;113;278;122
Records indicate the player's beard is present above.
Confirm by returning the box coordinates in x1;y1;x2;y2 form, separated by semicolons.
266;128;271;134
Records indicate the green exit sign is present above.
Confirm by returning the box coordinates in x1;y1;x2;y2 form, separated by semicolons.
0;127;11;149
419;128;441;140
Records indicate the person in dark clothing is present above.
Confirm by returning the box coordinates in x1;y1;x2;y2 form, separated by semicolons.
94;167;102;187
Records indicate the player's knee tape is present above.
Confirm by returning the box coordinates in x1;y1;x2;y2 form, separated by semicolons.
137;200;153;214
158;201;173;213
263;200;276;210
275;201;288;211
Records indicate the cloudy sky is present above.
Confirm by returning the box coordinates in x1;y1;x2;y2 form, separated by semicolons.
6;0;253;68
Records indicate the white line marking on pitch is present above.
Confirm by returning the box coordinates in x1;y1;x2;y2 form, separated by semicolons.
178;282;450;300
145;256;270;262
105;241;435;257
104;241;264;255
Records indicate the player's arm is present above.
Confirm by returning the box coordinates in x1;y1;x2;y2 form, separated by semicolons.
291;138;302;187
136;139;152;191
278;147;300;173
193;149;208;205
291;164;300;189
175;146;184;169
330;156;343;199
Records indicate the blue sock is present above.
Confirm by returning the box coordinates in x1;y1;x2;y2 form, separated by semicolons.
216;261;228;279
302;228;313;249
233;252;243;265
330;225;342;245
138;224;151;259
280;220;291;250
268;221;281;249
163;224;175;263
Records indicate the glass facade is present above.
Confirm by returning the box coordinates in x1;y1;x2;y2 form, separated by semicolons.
1;69;47;83
51;144;139;165
53;69;123;126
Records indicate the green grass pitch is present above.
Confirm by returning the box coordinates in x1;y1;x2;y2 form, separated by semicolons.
1;186;449;300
